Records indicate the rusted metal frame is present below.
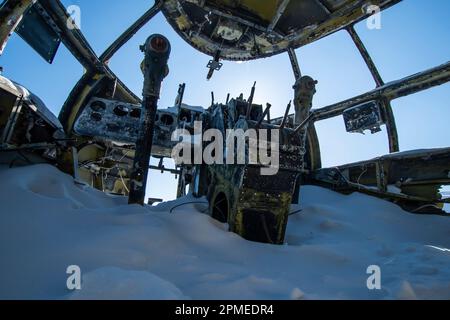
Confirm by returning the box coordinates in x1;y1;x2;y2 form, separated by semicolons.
149;164;180;175
345;180;450;204
2;95;23;144
201;4;284;39
37;0;102;72
100;0;163;64
287;47;301;80
267;0;290;32
284;0;402;50
37;0;140;129
346;25;399;152
0;0;36;54
315;147;450;202
274;61;450;131
333;147;450;167
346;25;383;86
58;72;103;131
375;160;388;192
162;0;401;61
312;61;450;121
316;164;450;204
176;167;186;198
380;98;400;152
38;1;138;100
5;0;124;84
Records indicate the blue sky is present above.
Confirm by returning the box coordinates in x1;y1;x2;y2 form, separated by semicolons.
0;0;449;201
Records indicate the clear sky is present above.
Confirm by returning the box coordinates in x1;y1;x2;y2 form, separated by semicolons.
0;0;449;202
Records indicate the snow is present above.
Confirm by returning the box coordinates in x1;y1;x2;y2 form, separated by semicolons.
0;164;449;300
69;267;187;300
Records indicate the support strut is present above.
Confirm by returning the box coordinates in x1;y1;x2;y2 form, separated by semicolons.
128;34;171;205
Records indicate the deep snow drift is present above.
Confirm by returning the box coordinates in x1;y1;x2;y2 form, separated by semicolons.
0;164;449;300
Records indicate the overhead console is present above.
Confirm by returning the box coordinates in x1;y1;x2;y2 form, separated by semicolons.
161;0;400;61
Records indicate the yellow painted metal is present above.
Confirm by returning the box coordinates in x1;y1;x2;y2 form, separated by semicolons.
210;0;281;22
65;73;105;132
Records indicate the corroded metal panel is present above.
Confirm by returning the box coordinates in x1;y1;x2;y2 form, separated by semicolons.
161;0;400;60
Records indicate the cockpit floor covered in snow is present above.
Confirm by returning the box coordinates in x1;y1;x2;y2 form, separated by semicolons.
0;164;449;300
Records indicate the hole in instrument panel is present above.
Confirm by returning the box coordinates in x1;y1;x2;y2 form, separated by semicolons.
90;101;106;112
113;105;130;117
90;112;102;121
130;108;141;118
160;114;174;126
179;109;192;123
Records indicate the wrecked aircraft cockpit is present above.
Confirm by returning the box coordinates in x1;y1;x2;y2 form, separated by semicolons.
0;0;449;245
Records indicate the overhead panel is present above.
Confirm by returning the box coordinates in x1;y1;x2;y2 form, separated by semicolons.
161;0;400;61
15;3;61;63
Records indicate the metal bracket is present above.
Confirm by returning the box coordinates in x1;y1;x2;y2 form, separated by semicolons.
206;59;223;71
206;50;222;80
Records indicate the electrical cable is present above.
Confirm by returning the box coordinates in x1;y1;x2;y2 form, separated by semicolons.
331;167;448;216
411;204;443;213
169;201;209;213
118;169;130;193
289;209;303;216
356;166;368;189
